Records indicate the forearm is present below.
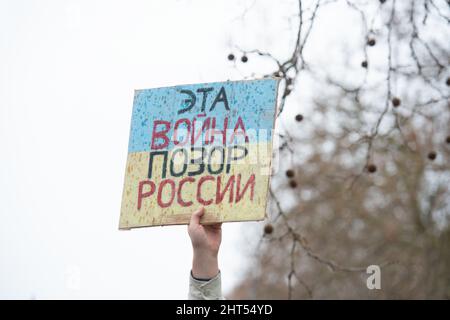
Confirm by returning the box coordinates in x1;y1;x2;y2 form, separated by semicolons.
187;207;223;300
192;251;219;280
189;246;223;300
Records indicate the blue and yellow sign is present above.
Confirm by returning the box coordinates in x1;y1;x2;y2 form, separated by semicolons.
119;78;280;229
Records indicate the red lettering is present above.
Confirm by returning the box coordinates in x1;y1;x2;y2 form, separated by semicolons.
157;179;176;208
137;180;156;210
190;115;209;145
173;118;191;146
236;174;255;202
151;120;171;150
177;177;195;207
206;117;228;145
138;173;256;209
216;175;235;204
229;116;249;144
196;175;215;206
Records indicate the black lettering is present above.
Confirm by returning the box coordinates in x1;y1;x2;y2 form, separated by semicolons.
169;148;188;177
210;86;230;112
196;87;214;113
148;150;168;179
207;146;225;175
178;89;196;114
188;147;205;176
226;145;248;173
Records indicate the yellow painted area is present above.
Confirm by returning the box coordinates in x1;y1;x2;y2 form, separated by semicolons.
119;142;272;229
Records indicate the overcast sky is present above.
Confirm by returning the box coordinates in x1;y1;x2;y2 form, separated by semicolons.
0;0;368;299
0;0;277;299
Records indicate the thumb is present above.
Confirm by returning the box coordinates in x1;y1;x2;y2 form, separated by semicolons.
190;207;205;226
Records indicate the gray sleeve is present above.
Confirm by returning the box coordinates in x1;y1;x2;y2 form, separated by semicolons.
188;271;224;300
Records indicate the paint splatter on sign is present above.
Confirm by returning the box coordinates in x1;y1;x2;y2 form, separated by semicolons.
119;78;280;229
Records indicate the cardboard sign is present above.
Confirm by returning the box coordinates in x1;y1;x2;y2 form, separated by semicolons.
119;78;280;229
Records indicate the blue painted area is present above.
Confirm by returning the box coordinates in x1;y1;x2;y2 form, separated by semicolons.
128;79;279;153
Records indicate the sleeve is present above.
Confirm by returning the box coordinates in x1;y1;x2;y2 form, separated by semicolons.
188;271;225;300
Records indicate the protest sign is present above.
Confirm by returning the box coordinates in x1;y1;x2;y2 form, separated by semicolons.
119;78;280;229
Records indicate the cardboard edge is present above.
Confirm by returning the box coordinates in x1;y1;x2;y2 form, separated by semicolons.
118;77;281;230
119;216;266;230
263;78;281;220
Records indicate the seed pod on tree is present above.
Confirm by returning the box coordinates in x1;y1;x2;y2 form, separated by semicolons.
367;38;376;46
286;169;295;178
367;164;377;173
264;223;274;235
392;97;401;107
428;151;437;160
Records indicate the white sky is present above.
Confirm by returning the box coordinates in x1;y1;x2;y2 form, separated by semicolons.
0;0;381;299
0;0;283;299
